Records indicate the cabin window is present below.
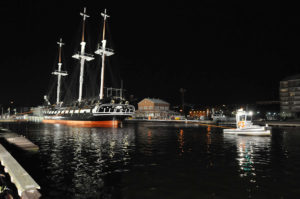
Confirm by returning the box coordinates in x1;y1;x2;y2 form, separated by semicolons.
239;115;245;121
246;115;252;121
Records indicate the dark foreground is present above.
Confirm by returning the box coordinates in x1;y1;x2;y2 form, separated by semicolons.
1;122;300;199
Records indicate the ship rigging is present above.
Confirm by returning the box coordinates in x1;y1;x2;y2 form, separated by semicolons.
42;7;135;127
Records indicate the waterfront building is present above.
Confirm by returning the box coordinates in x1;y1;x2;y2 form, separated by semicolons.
188;110;207;119
135;98;173;119
279;74;300;118
255;101;280;120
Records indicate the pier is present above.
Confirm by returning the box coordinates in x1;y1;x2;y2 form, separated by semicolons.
126;118;300;128
254;120;300;127
0;128;39;151
0;144;41;198
3;134;39;151
0;127;40;198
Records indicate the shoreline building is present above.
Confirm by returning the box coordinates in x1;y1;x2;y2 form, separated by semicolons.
279;74;300;118
135;98;178;119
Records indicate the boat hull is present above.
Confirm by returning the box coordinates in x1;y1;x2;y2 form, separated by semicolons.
42;114;128;127
223;128;271;136
40;102;135;127
43;119;120;127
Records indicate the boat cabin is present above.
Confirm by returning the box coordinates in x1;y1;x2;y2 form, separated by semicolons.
235;109;253;129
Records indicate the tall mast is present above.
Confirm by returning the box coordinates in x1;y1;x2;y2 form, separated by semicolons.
72;7;94;102
52;38;68;105
95;9;114;100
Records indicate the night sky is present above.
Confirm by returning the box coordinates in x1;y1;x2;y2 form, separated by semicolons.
1;0;300;108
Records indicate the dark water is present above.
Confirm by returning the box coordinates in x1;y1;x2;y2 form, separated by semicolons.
2;122;300;199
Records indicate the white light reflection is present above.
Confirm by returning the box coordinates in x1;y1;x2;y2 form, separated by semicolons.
224;134;271;184
39;125;135;198
178;129;184;155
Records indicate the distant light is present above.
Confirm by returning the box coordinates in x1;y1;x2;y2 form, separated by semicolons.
249;111;253;116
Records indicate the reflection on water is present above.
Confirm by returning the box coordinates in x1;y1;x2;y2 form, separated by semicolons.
3;123;300;198
206;127;211;151
9;123;136;198
178;129;184;155
223;133;293;198
235;136;271;183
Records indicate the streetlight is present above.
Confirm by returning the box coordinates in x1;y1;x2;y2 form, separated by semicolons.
179;88;186;115
0;104;3;119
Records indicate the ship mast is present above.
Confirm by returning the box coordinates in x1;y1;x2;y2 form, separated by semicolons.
52;38;68;105
72;7;94;102
95;9;114;100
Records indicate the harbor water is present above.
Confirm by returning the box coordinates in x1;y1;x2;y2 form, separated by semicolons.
1;122;300;198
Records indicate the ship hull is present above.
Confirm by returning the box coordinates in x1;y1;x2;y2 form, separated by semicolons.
42;114;127;127
41;102;135;127
43;119;121;127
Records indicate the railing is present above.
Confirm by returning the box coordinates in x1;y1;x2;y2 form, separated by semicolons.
95;104;135;115
44;104;135;116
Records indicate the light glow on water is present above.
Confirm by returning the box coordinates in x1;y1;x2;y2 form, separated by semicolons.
2;122;300;198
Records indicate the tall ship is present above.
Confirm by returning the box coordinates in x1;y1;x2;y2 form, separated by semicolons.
41;8;135;127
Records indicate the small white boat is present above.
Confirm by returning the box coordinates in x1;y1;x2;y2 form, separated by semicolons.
223;109;271;136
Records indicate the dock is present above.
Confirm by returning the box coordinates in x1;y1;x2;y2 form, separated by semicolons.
0;119;15;123
125;119;235;129
254;121;300;127
3;133;39;151
0;144;41;198
127;118;300;128
125;118;215;124
0;130;39;151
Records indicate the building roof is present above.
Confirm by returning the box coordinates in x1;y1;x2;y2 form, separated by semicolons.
139;98;170;105
282;74;300;81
